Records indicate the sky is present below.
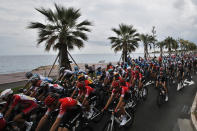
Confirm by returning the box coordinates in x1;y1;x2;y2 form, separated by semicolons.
0;0;197;55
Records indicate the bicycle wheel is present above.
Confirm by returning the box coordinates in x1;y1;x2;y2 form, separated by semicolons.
125;109;135;128
92;110;104;122
142;87;148;101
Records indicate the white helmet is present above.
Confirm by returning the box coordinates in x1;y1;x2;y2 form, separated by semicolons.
84;75;89;79
0;89;13;99
127;66;131;70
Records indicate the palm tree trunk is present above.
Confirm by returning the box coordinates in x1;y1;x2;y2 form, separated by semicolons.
160;46;163;57
125;43;128;62
144;44;147;60
59;44;71;70
122;43;127;63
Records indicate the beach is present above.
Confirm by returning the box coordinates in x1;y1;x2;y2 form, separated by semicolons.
0;63;110;85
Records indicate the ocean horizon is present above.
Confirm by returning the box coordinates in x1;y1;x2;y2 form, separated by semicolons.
0;53;159;74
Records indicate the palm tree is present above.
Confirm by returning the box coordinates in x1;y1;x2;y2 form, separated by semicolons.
140;34;152;60
28;4;92;70
178;38;186;52
164;36;177;55
172;40;179;55
156;41;165;57
187;42;197;51
108;24;140;62
151;26;157;57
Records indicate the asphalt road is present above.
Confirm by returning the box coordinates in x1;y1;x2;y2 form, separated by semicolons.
1;75;196;131
90;75;197;131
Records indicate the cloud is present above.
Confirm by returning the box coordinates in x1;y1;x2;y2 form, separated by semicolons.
0;0;197;56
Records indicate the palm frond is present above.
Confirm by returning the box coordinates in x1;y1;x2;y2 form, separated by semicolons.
28;22;46;29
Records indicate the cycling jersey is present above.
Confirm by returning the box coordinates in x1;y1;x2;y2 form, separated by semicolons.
49;83;63;90
48;83;64;93
30;74;53;83
30;80;47;91
157;75;166;83
78;86;94;98
40;76;53;83
112;86;129;97
63;70;73;78
112;80;120;87
134;73;143;80
0;113;6;131
11;94;37;114
57;97;77;118
178;66;184;75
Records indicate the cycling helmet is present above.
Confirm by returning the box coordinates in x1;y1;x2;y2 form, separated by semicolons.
25;72;33;79
114;72;119;79
135;66;139;69
97;66;101;70
0;89;13;99
44;93;59;107
30;77;40;84
60;67;65;73
74;66;78;71
85;64;88;68
78;74;85;81
127;66;131;70
108;69;113;73
84;75;89;79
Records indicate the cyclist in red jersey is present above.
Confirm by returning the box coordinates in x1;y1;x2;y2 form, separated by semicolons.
102;79;130;126
0;89;38;131
36;93;80;131
133;66;143;89
110;72;122;90
71;74;94;104
71;74;94;118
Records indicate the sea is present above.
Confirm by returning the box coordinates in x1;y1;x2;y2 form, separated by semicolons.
0;53;158;74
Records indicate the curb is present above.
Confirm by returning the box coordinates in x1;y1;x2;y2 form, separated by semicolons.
191;92;197;131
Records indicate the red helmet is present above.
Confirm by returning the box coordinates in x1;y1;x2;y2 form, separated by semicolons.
44;93;59;107
135;66;139;69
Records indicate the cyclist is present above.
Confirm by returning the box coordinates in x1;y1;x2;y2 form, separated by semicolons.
0;89;38;131
71;74;94;118
25;72;53;83
102;79;130;126
110;72;122;90
177;61;185;90
58;67;74;82
27;77;64;100
132;66;143;90
156;67;168;101
36;93;81;131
